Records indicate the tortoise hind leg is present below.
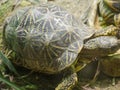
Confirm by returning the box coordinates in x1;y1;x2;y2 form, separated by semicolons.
55;72;78;90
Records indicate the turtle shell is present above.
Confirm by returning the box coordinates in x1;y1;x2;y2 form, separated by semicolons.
3;4;93;74
100;54;120;77
104;0;120;12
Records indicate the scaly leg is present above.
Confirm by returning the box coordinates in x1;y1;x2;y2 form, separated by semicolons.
55;72;77;90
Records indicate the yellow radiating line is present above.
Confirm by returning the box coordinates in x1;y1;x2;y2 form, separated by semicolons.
52;44;66;50
28;10;33;25
49;19;54;31
68;33;72;42
72;29;81;39
30;13;33;25
24;29;29;34
50;37;61;42
42;19;47;32
61;31;68;39
54;15;66;19
67;41;83;53
16;12;20;21
16;11;26;27
31;9;36;23
69;51;73;63
67;48;76;53
37;22;43;31
48;61;54;70
52;11;67;17
46;47;53;60
24;13;29;26
72;37;78;48
54;17;65;27
35;16;45;23
66;50;69;65
31;31;41;38
49;46;59;57
54;29;66;32
77;41;83;52
64;34;69;43
52;10;66;15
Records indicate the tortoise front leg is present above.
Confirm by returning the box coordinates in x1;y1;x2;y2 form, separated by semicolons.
56;73;77;90
55;67;78;90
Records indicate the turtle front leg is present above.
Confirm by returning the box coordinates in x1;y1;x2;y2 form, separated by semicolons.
55;70;78;90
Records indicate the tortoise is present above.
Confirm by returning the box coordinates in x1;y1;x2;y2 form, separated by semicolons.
85;0;120;28
99;0;120;27
83;0;120;77
2;2;120;90
99;0;120;78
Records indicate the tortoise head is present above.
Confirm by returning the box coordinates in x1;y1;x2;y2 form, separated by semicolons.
104;0;120;12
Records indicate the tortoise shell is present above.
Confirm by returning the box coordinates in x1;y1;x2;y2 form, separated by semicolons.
100;54;120;77
3;4;93;74
104;0;120;12
99;0;120;26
